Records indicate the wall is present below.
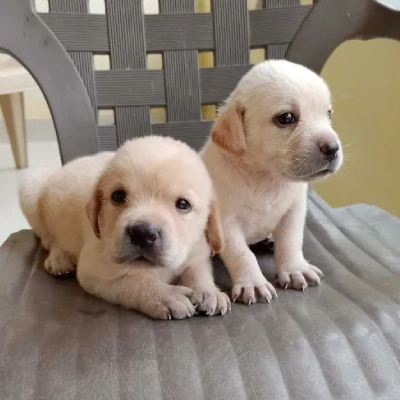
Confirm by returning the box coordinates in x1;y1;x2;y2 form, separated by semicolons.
316;38;400;217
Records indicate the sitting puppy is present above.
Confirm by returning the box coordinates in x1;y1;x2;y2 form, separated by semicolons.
201;60;343;304
20;136;230;319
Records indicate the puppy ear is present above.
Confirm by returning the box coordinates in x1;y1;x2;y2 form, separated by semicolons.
212;100;247;156
86;182;103;239
206;196;224;257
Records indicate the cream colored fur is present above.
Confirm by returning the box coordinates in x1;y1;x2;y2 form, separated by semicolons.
201;60;343;304
20;136;230;319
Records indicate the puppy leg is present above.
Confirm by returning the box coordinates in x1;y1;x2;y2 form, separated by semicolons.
273;196;324;290
222;224;277;305
77;263;196;320
44;245;76;276
179;260;231;316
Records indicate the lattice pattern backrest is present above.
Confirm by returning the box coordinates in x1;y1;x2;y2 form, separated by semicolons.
37;0;313;152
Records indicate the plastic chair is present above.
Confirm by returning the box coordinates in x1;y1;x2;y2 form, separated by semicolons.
0;0;314;162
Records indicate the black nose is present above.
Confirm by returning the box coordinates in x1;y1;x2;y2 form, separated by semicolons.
320;142;339;162
127;223;160;248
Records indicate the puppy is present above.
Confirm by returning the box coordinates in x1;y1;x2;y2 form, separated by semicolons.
201;60;343;304
20;136;230;319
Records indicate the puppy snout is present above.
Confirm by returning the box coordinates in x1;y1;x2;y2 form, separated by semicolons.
319;142;339;162
127;223;161;249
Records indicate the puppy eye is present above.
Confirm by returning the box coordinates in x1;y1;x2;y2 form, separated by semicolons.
175;198;191;212
327;110;332;119
275;112;296;127
111;190;127;204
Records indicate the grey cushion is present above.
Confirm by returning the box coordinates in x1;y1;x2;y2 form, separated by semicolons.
1;192;400;400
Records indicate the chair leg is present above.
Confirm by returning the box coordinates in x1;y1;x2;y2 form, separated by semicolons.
0;92;28;169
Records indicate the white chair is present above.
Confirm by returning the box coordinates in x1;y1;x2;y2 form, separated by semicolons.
0;53;37;169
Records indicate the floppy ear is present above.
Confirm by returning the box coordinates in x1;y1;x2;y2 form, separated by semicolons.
206;196;224;257
211;100;247;156
86;182;103;239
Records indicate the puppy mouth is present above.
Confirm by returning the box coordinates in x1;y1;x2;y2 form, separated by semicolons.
133;255;155;265
288;168;331;182
307;169;331;180
287;156;342;182
114;252;161;266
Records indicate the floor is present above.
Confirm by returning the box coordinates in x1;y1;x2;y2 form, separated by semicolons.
0;133;61;246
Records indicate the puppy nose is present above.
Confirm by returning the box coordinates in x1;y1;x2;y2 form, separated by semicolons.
320;142;339;162
127;223;160;248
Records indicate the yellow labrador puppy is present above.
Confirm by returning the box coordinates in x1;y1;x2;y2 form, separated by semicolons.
201;60;343;305
20;136;230;319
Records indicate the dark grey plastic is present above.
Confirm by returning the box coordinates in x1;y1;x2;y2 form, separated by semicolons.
1;0;314;156
3;1;399;158
287;0;400;73
2;192;400;399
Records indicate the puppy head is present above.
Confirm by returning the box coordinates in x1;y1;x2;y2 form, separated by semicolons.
212;60;343;181
86;136;222;269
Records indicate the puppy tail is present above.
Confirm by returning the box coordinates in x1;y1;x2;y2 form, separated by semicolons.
19;169;54;245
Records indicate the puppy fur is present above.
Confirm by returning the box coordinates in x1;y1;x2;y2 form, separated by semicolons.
20;136;230;319
201;60;343;304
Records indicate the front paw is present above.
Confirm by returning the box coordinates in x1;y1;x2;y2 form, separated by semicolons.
44;249;76;276
232;275;277;305
146;286;196;320
276;262;324;290
190;286;231;316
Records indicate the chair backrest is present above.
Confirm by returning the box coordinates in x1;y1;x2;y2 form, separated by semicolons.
37;0;313;158
1;0;399;163
286;0;400;73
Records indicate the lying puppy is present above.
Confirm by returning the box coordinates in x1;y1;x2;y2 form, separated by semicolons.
201;60;343;304
20;136;230;319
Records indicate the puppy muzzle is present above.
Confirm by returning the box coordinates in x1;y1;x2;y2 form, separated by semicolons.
116;222;166;266
286;142;343;182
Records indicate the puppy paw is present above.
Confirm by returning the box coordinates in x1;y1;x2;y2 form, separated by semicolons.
276;263;324;290
190;286;231;316
44;249;76;276
146;286;196;320
232;275;277;305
